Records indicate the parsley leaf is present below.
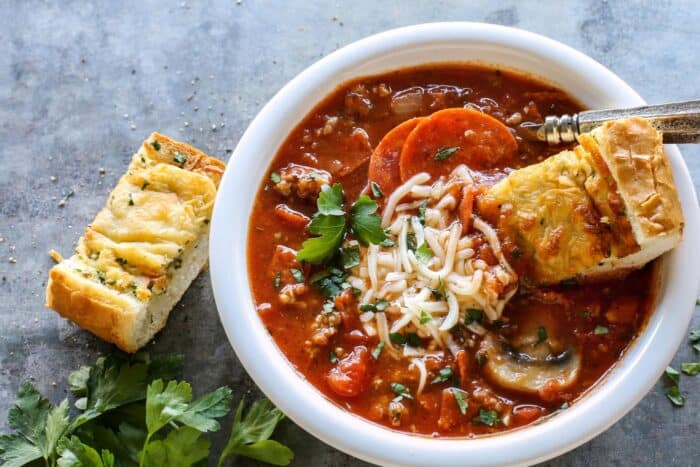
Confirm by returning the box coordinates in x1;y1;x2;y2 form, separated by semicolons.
173;152;187;166
389;333;406;345
290;268;304;283
317;183;345;216
370;181;383;198
329;351;339;364
434;146;459;161
142;426;210;467
310;267;348;298
431;367;453;385
415;243;433;264
418;202;427;225
419;309;432;324
465;309;483;324
473;408;499;426
667;386;685;407
594;325;609;336
340;245;360;269
350;195;386;245
174;386;233;433
217;399;293;466
145;380;191;437
150;140;161;151
536;326;548;344
665;366;680;385
390;383;413;401
57;435;115;467
269;172;281;184
681;362;700;376
452;389;468;415
371;342;385;360
406;332;422;347
296;214;346;264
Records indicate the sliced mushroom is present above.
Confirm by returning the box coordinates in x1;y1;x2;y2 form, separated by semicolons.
479;332;581;395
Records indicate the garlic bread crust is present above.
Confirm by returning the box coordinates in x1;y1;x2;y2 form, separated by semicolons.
483;118;683;285
46;134;225;352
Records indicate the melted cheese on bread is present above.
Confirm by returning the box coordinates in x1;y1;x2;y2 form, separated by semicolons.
46;133;224;351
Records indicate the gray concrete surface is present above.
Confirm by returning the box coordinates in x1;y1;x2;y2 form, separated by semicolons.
1;1;699;465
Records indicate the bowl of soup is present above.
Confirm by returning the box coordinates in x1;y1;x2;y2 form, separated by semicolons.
210;23;700;466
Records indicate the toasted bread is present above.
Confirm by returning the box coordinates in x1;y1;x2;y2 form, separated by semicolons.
46;133;225;352
483;117;683;285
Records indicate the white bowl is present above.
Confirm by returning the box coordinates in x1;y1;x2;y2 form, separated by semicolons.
210;23;700;466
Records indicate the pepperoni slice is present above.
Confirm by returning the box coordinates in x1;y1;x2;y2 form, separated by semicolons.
399;108;517;181
367;117;424;197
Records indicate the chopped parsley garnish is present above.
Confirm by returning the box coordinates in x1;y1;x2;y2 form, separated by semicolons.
667;386;685;407
560;402;570;410
322;301;335;314
681;362;700;376
452;389;468;415
390;382;413;401
150;140;161;151
418;201;427;225
270;172;281;184
359;299;389;313
370;181;383;198
389;333;406;345
406;332;421;347
329;351;339;364
431;367;453;384
350;195;387;245
128;193;134;206
173;152;187;165
273;272;281;289
340;244;360;269
115;257;127;266
689;327;700;352
465;308;483;324
380;238;395;247
536;326;548;344
371;342;385;360
434;146;459;161
290;268;304;283
473;408;499;426
141;180;150;190
419;309;432;324
665;366;680;385
310;267;348;297
594;325;609;336
415;243;433;264
406;232;417;252
297;184;385;264
430;277;446;300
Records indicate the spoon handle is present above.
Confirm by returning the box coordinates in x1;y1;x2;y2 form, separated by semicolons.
535;100;700;144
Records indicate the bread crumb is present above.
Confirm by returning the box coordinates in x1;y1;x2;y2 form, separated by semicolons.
49;249;63;263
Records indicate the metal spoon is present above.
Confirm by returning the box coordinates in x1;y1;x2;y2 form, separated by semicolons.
522;99;700;145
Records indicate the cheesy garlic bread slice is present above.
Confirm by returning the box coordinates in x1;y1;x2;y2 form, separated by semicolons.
46;133;225;352
481;117;683;285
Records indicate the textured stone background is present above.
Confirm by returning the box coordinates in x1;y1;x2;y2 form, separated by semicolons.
1;1;699;465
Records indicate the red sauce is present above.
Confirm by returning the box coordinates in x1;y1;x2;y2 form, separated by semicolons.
247;64;655;437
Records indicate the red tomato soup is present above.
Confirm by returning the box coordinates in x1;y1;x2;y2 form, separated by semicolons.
247;64;655;437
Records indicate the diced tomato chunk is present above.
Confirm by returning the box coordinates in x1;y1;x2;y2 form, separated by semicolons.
274;204;310;229
511;405;544;426
456;350;470;388
437;388;463;430
327;346;371;397
458;186;474;235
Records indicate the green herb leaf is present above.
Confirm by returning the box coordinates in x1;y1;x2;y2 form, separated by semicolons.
594;325;609;336
431;367;453;385
370;182;383;198
452;389;468;415
115;257;127;266
350;195;386;245
128;193;134;206
418;201;427;226
141;181;150;190
406;333;422;347
430;278;446;301
415;243;433;264
150;140;161;151
536;326;548;344
173;152;187;166
667;386;685;407
145;380;191;436
317;183;345;216
406;232;417;252
270;172;281;184
174;386;233;432
290;268;304;283
296;214;346;264
434;146;459;161
665;366;680;385
689;328;700;342
217;399;293;467
473;408;499;426
419;310;432;325
340;245;360;269
329;351;338;364
371;342;385;360
681;362;700;376
389;333;406;345
57;435;114;467
465;309;483;324
0;434;43;467
390;383;413;400
142;426;210;467
309;267;348;297
359;299;389;313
